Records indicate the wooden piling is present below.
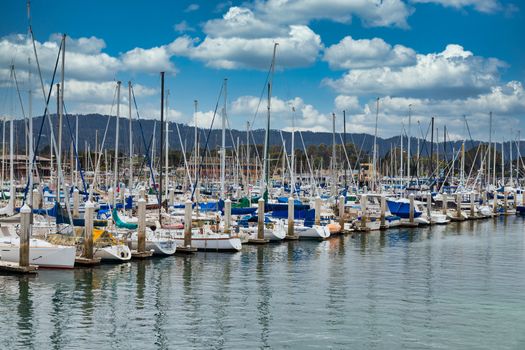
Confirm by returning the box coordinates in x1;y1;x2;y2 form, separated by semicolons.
73;188;80;217
360;194;368;230
168;187;175;207
339;195;347;231
224;198;231;235
75;200;101;266
380;195;387;230
314;196;321;226
285;196;298;240
19;204;31;268
249;197;269;244
470;193;475;218
131;197;152;259
178;199;197;253
32;188;41;209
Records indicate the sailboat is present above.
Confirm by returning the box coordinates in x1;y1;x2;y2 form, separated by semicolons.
0;224;76;268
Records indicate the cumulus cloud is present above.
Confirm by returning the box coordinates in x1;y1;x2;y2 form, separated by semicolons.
324;44;506;99
121;45;177;73
0;34;120;81
334;95;363;113
337;81;525;139
171;25;322;69
188;110;222;129
324;36;416;70
411;0;503;13
204;7;287;38
57;80;156;104
230;95;332;132
0;33;180;82
254;0;412;28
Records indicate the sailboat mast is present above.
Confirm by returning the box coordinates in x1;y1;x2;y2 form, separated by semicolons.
430;117;434;187
332;112;336;196
165;89;170;197
220;78;227;199
194;100;198;192
27;57;33;205
246;121;250;197
407;104;412;181
501;140;504;186
159;71;165;222
291;107;295;196
55;83;60;204
113;81;121;206
128;81;133;191
510;135;513;186
400;123;404;180
262;43;278;201
343;109;347;189
488;111;492;186
56;34;65;205
372;98;379;191
75;114;78;187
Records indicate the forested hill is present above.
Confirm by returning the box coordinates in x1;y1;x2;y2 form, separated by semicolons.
7;114;524;160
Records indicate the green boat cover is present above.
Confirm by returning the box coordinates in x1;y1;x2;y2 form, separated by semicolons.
112;208;138;230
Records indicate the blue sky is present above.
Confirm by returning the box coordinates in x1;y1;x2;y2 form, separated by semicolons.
1;0;524;141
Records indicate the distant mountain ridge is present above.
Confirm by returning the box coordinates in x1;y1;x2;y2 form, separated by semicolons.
7;113;524;160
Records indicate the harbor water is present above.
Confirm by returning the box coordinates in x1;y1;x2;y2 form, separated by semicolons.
1;217;524;349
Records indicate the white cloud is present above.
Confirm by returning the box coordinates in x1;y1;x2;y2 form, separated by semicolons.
0;33;180;83
254;0;412;28
189;110;221;129
204;7;287;38
171;25;322;69
231;95;331;132
334;95;363;113
184;4;200;12
340;81;525;140
411;0;503;13
174;20;195;33
323;36;416;70
324;44;506;99
57;80;156;104
121;45;177;74
0;34;120;82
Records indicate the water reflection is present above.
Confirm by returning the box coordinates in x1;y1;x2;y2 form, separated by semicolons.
74;268;95;328
17;277;33;349
256;246;271;348
135;260;147;310
152;260;168;350
0;217;523;349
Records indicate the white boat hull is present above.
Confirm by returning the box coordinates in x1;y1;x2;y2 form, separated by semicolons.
94;244;131;262
239;226;285;242
129;239;177;256
174;236;242;251
292;224;330;240
0;238;76;269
